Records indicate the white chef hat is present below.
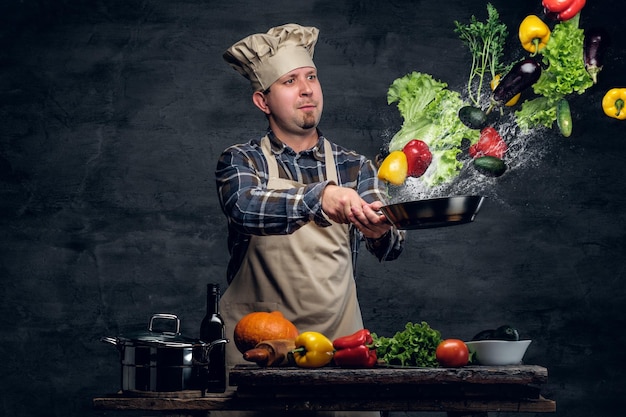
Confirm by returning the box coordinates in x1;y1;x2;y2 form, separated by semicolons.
223;23;319;91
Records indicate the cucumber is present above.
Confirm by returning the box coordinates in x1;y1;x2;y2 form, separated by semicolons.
473;155;506;177
458;106;488;130
556;99;572;137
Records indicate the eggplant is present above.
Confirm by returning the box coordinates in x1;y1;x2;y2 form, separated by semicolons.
471;325;520;341
493;325;520;341
492;59;542;106
584;28;608;84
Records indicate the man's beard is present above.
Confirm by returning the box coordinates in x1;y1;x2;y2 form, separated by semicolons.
300;112;318;129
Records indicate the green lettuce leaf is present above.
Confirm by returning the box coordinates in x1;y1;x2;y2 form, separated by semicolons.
533;14;593;99
372;321;442;367
515;97;557;131
386;72;478;187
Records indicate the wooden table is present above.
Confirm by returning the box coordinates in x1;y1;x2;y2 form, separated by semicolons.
93;365;556;415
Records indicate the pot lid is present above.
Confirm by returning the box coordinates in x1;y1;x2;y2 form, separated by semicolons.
114;314;203;348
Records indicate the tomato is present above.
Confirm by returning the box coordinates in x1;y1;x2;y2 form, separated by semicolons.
436;339;469;368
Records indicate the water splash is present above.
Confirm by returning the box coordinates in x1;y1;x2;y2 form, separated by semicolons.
383;110;555;204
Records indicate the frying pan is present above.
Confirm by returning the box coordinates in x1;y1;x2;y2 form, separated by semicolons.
380;195;485;230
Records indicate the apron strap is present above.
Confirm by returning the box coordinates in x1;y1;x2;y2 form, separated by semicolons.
260;135;338;183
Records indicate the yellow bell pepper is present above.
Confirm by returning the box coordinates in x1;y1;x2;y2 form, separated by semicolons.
490;74;520;107
602;88;626;120
518;15;550;57
292;331;334;368
377;150;407;185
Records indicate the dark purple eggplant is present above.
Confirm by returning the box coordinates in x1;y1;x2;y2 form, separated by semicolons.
584;28;608;84
492;59;542;106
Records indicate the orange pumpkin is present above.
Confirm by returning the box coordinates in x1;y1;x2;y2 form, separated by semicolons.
234;311;299;353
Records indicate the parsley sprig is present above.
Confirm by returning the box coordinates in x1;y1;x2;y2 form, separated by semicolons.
454;3;508;108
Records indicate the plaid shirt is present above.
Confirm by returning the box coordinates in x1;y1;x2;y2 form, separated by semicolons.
216;130;404;283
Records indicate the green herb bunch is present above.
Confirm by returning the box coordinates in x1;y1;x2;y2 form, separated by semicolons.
454;3;508;108
372;321;442;367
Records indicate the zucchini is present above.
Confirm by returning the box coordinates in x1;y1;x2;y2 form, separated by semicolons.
556;99;572;137
458;106;488;130
473;155;506;177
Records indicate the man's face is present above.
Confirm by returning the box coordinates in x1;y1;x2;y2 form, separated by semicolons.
263;67;323;134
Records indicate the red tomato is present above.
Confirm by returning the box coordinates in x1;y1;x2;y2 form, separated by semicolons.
402;139;432;177
436;339;469;368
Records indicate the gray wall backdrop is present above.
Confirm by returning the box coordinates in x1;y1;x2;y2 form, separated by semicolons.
1;0;625;416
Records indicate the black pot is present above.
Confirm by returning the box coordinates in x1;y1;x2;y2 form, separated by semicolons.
101;313;228;393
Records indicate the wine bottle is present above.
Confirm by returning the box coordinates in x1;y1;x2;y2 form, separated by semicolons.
200;283;226;393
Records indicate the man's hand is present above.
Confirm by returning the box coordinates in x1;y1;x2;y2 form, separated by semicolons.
321;185;391;239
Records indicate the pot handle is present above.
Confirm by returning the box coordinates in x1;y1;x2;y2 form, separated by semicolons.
100;336;119;346
203;338;229;356
149;313;181;335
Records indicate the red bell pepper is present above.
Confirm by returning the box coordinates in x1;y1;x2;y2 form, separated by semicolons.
468;126;507;159
332;329;377;368
542;0;574;13
402;139;432;178
542;0;586;21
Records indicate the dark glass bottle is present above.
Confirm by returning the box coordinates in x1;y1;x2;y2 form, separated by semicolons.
199;283;226;393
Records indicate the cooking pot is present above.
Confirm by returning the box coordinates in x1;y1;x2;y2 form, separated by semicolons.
381;195;485;229
101;313;228;393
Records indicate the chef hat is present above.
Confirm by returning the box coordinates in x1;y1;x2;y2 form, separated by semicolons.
223;24;319;91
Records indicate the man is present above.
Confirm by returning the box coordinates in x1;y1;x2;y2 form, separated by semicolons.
215;23;404;416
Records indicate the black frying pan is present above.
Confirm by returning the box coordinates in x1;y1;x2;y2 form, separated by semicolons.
380;195;485;230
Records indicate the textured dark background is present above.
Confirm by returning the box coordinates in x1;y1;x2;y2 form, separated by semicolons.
1;0;625;416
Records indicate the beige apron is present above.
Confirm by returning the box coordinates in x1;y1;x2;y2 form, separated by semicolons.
216;136;378;417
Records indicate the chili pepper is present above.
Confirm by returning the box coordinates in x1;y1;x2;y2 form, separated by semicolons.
292;331;334;368
542;0;574;13
469;126;508;159
333;328;373;350
542;0;586;21
332;329;377;368
333;345;378;368
557;0;586;21
602;88;626;120
518;15;550;57
377;150;407;185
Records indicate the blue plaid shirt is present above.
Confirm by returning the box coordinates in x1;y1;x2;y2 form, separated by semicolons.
216;130;404;283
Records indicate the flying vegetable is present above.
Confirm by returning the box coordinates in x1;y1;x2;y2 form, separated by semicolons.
602;88;626;120
377;150;408;185
518;15;550;56
542;0;587;21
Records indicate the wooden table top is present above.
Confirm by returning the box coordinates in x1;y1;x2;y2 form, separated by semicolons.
93;365;556;413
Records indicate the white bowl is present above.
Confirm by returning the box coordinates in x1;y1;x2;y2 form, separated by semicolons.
465;340;532;366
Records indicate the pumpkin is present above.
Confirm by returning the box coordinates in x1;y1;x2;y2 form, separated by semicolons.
234;311;299;353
